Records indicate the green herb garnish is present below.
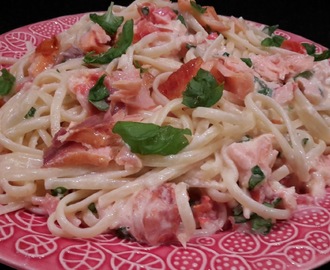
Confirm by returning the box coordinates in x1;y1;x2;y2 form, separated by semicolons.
261;35;285;47
112;121;191;155
294;70;314;80
84;19;134;64
190;0;206;14
88;74;110;111
90;2;124;36
88;202;98;214
177;14;186;26
182;68;223;108
248;165;265;190
302;43;330;61
24;107;36;119
241;57;253;67
255;77;273;97
0;68;15;96
262;24;279;36
141;6;150;16
51;186;68;197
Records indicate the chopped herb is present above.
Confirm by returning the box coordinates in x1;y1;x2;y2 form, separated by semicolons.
233;204;274;235
24;107;36;119
263;197;282;208
302;43;316;55
133;60;148;73
177;14;186;26
314;50;330;61
240;135;252;142
190;0;207;14
88;74;110;111
255;77;273;96
186;43;196;50
302;137;309;146
302;43;330;61
250;214;273;234
90;2;124;36
222;52;230;57
51;186;67;197
241;57;252;67
84;19;134;64
88;202;98;214
0;68;15;96
112;121;191;155
271;197;282;207
182;68;223;108
141;6;150;16
114;227;135;240
261;35;285;47
248;165;265;190
262;24;279;36
232;204;248;223
294;70;314;80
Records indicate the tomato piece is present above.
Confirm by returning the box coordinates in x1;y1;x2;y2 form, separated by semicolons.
35;36;59;56
158;57;203;99
280;40;306;54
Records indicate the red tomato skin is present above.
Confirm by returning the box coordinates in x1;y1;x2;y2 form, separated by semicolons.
158;57;203;99
280;40;306;54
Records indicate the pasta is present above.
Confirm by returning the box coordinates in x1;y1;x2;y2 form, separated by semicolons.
1;0;330;246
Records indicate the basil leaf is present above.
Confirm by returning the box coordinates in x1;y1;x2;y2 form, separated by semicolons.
302;137;309;146
90;2;124;36
313;50;330;62
0;68;15;96
271;197;282;207
182;68;223;108
114;227;135;240
302;43;316;55
294;70;314;80
262;24;279;36
186;43;196;50
24;107;36;119
232;204;248;223
248;165;265;190
177;14;186;26
240;135;252;142
261;35;285;47
88;74;110;111
51;186;67;197
255;77;273;97
190;0;206;14
302;43;330;61
84;19;134;64
112;121;191;155
141;6;150;16
250;214;273;235
88;202;98;214
241;57;252;67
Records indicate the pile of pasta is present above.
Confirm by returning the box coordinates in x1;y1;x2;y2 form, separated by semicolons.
0;0;330;246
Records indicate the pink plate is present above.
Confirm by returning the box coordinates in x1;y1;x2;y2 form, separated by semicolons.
0;14;330;270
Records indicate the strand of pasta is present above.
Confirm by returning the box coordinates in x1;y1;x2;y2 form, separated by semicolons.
48;190;119;238
293;89;330;143
175;182;196;247
245;92;309;182
97;163;195;208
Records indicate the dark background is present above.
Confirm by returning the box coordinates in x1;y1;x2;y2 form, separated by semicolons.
1;0;329;269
